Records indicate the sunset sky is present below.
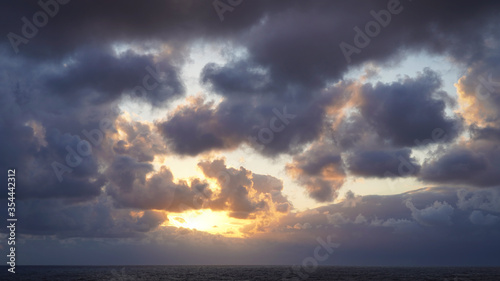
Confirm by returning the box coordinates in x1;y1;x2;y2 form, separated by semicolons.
1;0;500;266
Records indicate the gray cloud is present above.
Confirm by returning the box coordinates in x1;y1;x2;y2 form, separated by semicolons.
286;141;346;202
405;200;454;227
346;148;420;178
420;139;500;187
358;69;462;147
469;210;500;226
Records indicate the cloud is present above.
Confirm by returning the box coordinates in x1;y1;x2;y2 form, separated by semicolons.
456;188;500;213
2;0;500;267
326;213;349;225
156;90;343;157
8;197;167;238
112;117;168;162
346;148;420;178
201;61;275;98
156;98;243;156
0;123;107;201
43;47;184;106
196;158;295;234
198;158;292;223
469;210;500;226
286;141;346;202
354;214;368;224
106;156;210;212
342;190;363;208
358;69;462;147
420;139;500;187
455;44;500;128
4;184;500;266
405;200;454;226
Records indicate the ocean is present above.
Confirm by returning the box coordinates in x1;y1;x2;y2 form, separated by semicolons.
0;266;499;280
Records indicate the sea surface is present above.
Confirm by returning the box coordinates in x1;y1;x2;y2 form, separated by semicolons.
0;265;499;281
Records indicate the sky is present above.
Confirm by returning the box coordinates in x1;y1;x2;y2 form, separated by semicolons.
1;0;500;267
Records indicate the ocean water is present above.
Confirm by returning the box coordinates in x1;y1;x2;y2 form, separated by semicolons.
0;266;499;281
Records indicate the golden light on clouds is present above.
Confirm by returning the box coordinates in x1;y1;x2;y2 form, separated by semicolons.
455;73;498;129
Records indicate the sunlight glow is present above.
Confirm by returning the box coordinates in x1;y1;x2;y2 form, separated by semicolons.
162;210;247;238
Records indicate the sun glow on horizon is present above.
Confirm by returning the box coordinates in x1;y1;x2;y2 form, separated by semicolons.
162;209;247;238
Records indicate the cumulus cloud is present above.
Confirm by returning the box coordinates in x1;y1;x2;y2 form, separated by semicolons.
286;141;346;202
456;188;500;213
326;213;349;225
420;140;500;187
10;197;167;238
358;69;462;147
106;156;213;213
405;200;454;226
43;47;184;106
346;148;420;178
198;158;292;226
469;210;500;226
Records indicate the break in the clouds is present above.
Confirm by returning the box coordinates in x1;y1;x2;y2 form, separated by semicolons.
1;0;500;266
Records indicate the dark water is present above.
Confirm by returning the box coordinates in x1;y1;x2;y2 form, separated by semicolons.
0;266;499;281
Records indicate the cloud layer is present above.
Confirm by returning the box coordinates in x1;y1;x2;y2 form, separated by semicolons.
1;0;500;266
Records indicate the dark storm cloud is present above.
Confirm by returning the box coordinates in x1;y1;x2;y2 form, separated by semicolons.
471;125;500;142
201;61;275;98
1;0;282;58
44;47;184;106
3;0;500;77
346;148;420;178
329;112;375;151
420;140;500;187
106;156;211;212
0;120;106;201
285;68;458;201
156;88;346;156
286;142;346;202
156;98;241;156
0;87;114;203
1;197;167;238
202;0;500;99
358;69;462;147
415;39;500;188
2;0;498;163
